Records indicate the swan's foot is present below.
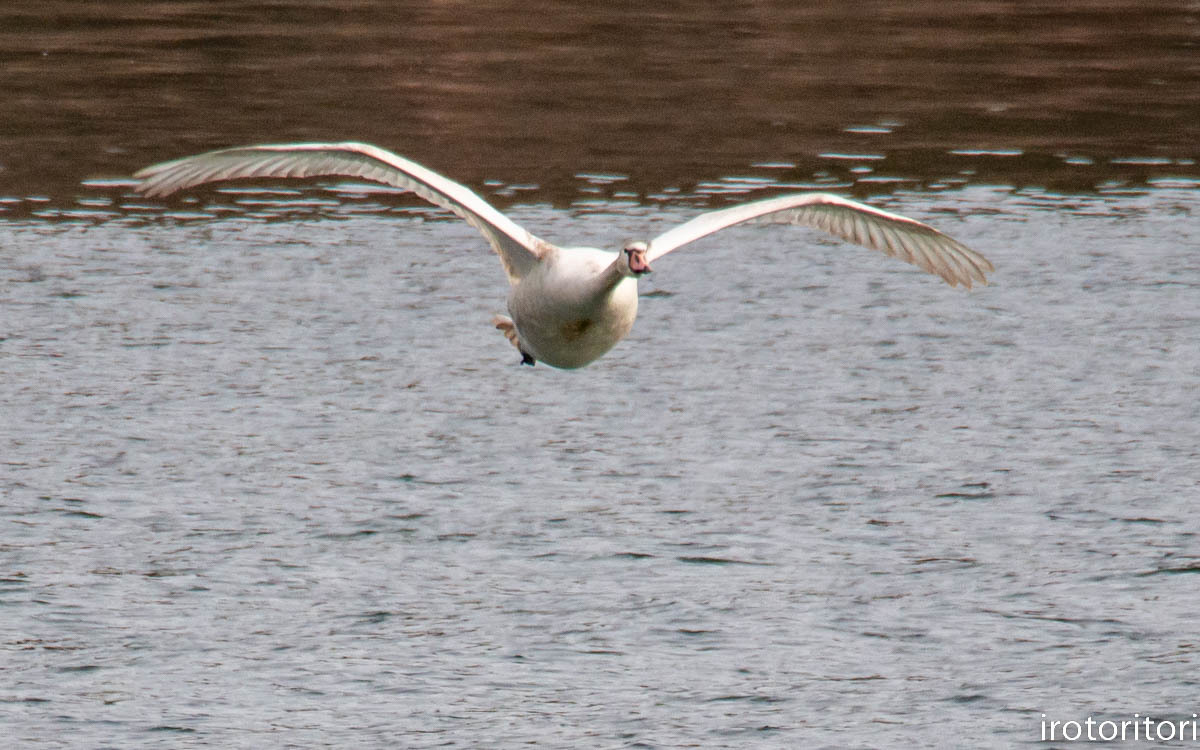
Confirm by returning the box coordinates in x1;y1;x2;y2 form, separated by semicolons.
492;314;537;367
492;314;520;346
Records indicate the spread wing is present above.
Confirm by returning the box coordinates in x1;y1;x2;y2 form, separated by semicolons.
135;142;555;283
645;193;993;288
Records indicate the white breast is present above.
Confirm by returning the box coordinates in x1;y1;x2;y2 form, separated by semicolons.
507;247;640;369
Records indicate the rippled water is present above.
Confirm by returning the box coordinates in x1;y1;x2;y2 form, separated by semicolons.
3;2;1200;748
2;0;1197;206
4;186;1199;747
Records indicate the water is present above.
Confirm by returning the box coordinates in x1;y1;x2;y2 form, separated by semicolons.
3;3;1200;748
2;0;1197;205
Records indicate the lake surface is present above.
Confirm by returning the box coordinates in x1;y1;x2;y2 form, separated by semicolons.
2;2;1199;748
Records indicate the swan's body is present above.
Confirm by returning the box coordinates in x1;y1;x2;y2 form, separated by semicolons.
504;246;640;369
134;142;993;369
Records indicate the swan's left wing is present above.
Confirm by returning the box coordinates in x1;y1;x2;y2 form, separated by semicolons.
134;142;554;284
645;193;993;288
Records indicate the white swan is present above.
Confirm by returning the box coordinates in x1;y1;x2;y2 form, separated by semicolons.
134;142;993;369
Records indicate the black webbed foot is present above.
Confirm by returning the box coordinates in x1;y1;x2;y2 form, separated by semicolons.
520;352;536;366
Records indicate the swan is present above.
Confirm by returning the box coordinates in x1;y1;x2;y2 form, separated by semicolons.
134;142;993;369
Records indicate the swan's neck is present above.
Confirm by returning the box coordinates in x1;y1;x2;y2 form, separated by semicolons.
591;255;633;298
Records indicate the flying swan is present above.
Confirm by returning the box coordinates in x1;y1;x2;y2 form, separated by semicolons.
134;142;993;369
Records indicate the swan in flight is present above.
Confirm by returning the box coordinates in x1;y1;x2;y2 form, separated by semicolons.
134;142;993;369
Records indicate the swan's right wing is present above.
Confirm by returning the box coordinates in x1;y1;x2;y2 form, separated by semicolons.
135;142;554;283
646;193;993;288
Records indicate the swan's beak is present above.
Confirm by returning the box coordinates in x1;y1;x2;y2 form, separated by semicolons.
627;248;652;275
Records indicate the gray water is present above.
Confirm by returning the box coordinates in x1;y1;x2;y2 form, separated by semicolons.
4;186;1199;748
3;1;1200;748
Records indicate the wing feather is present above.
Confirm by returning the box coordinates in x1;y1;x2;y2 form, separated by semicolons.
134;142;553;283
645;193;993;288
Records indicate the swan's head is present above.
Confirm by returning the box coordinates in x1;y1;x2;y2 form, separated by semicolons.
622;241;652;276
